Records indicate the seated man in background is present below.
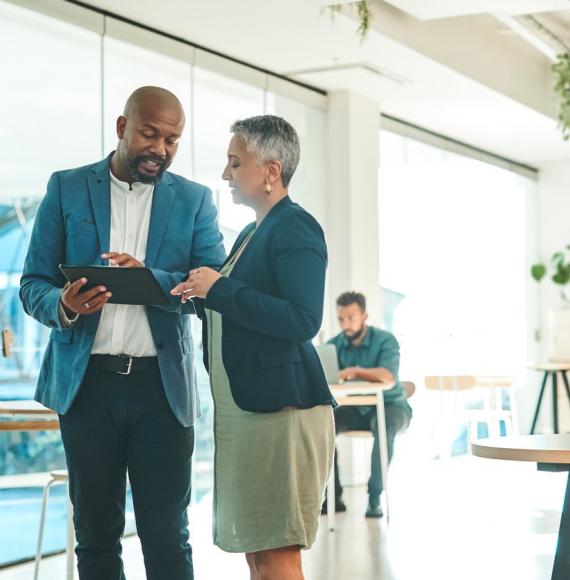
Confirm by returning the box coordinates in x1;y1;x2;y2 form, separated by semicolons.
325;291;412;518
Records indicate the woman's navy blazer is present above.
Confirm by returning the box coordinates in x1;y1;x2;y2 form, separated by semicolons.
198;195;334;413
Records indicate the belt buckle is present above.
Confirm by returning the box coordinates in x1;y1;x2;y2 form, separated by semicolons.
117;355;133;375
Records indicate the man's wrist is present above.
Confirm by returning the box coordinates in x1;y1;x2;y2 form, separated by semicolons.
59;299;79;327
61;301;75;318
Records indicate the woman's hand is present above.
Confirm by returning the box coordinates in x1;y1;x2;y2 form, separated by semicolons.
171;267;222;303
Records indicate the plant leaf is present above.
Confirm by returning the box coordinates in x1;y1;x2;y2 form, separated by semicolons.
531;264;547;281
552;252;565;265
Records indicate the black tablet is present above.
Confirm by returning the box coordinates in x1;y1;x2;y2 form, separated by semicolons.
59;264;169;306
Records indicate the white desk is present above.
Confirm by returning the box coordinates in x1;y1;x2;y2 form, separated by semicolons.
328;382;393;530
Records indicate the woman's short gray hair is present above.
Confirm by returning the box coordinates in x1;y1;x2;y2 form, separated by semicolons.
230;115;300;188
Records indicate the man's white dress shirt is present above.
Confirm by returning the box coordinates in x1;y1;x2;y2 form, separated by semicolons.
61;172;158;357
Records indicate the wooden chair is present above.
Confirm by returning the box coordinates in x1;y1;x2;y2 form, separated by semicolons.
425;375;515;459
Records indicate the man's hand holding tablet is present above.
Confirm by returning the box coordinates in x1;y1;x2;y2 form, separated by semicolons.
61;277;112;317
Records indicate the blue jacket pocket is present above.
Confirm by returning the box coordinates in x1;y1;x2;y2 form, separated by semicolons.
50;329;73;343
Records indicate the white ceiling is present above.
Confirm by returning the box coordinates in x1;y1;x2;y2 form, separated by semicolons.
81;0;570;167
383;0;570;20
535;10;570;46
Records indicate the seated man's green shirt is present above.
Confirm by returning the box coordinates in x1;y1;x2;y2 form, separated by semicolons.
328;326;411;410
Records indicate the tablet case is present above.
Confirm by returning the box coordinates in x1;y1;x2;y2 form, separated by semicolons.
59;264;170;306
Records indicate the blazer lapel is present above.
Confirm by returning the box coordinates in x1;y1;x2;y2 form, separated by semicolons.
87;161;112;262
145;174;176;268
221;222;256;268
226;196;293;275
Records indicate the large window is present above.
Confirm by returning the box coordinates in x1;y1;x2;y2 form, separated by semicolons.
266;92;328;225
103;34;193;178
193;67;263;235
0;1;103;566
379;130;536;377
378;129;537;456
0;0;327;567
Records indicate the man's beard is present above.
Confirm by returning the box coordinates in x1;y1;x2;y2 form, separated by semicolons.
344;326;365;343
127;154;168;184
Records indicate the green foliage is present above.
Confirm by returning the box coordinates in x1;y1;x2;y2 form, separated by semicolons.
356;1;373;39
532;245;570;303
531;263;546;282
552;53;570;141
328;1;373;41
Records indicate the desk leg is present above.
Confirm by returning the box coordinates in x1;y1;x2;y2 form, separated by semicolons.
376;392;390;524
326;464;335;532
531;372;549;434
66;493;75;580
552;471;570;580
561;372;570;411
553;373;559;434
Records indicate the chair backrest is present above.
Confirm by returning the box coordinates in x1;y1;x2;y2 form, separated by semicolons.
402;381;416;399
473;376;514;388
425;375;477;391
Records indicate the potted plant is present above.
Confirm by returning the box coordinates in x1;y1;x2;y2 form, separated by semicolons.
532;249;570;361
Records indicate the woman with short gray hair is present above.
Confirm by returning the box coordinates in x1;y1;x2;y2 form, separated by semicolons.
172;115;335;579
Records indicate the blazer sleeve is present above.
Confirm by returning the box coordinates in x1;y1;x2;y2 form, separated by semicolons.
19;172;68;330
149;186;226;315
204;211;327;342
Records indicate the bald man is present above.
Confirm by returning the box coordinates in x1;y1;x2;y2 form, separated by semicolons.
20;86;226;579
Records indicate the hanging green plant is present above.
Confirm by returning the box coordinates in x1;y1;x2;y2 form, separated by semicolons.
552;53;570;141
328;1;373;41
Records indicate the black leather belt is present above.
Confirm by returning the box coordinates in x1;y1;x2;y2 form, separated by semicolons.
90;354;158;376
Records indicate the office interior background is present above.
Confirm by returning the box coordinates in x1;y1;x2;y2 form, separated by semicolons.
1;0;570;578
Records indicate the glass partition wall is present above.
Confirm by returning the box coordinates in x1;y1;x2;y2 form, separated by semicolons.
0;0;327;566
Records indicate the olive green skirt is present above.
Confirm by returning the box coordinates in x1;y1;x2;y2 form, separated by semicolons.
205;304;334;553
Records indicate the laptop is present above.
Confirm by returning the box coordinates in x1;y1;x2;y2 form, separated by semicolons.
316;343;375;388
315;343;341;384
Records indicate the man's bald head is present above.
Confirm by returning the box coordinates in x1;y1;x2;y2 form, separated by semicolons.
112;86;185;185
123;86;184;122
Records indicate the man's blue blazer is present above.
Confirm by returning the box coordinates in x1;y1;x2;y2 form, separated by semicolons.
20;154;226;427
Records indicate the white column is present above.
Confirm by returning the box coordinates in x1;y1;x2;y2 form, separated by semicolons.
326;91;382;487
326;90;382;333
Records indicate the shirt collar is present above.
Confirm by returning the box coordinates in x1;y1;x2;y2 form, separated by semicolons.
110;171;154;194
361;326;373;348
339;326;373;349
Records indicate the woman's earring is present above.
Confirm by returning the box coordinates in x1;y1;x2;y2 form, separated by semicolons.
265;183;272;196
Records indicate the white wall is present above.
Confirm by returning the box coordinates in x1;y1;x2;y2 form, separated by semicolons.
537;161;570;331
532;161;570;432
326;91;383;486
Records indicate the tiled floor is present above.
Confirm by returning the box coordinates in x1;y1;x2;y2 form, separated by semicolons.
0;434;564;580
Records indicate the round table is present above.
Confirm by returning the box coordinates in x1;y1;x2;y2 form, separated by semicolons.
472;435;570;580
